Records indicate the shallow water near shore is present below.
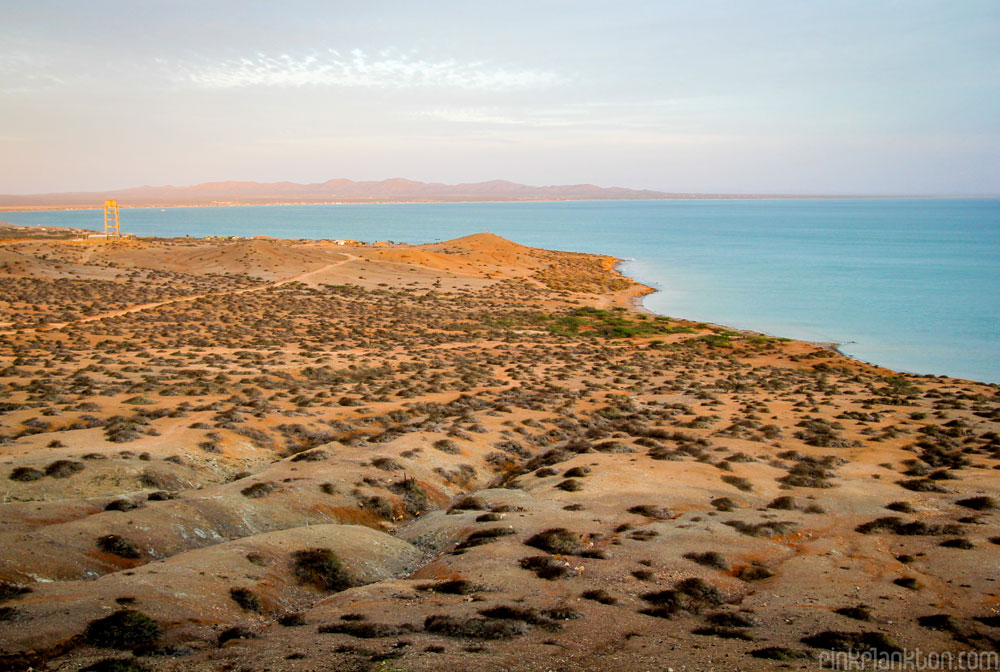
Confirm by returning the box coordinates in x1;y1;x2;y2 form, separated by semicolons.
6;198;999;383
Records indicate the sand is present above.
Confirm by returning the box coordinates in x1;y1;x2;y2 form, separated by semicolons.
0;231;998;671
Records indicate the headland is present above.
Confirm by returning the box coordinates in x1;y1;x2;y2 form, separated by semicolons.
0;231;998;671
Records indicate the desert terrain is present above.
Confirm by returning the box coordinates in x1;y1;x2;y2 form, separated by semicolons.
0;230;998;672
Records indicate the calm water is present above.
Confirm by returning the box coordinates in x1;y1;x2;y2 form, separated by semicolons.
5;199;999;383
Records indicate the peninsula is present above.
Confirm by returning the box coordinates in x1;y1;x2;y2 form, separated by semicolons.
0;232;998;671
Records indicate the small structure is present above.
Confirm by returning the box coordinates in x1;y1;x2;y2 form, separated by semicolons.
103;200;121;237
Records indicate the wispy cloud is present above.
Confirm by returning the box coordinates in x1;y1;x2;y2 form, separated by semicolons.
0;53;64;93
416;100;722;134
417;107;581;127
172;50;559;91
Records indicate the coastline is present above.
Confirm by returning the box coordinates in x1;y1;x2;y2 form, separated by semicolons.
615;257;954;384
2;209;993;385
1;193;993;214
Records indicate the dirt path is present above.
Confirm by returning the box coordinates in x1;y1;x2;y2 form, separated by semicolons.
0;254;357;336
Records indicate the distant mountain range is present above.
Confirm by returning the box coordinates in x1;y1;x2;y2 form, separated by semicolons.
0;178;931;210
0;178;806;209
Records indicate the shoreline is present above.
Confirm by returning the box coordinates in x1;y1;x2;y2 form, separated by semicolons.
614;257;992;386
2;193;995;214
2;216;993;386
618;256;844;353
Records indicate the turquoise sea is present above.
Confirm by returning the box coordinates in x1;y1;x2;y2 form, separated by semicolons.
4;198;999;383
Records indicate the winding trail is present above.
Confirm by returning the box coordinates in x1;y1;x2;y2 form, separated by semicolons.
0;253;357;336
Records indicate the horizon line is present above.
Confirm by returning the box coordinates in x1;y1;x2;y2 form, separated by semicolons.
1;176;998;210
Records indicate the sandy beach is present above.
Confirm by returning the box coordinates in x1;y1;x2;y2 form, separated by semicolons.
0;230;998;671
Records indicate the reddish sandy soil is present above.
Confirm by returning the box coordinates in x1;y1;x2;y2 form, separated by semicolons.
0;232;998;671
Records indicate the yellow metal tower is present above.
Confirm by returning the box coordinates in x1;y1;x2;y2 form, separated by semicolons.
103;200;121;237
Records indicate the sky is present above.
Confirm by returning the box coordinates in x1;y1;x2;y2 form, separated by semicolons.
1;0;998;195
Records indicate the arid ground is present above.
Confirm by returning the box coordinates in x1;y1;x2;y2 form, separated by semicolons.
1;230;998;671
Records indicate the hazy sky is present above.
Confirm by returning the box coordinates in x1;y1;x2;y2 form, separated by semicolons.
2;0;998;194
